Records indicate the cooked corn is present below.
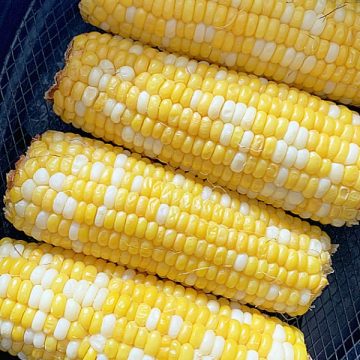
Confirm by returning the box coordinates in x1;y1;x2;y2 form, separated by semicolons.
0;238;309;360
4;130;333;316
47;32;360;226
79;0;360;106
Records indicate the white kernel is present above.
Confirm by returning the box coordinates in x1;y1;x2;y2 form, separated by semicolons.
95;206;107;227
28;285;43;308
35;211;49;230
101;314;116;338
82;284;99;307
280;48;296;67
104;185;117;208
82;86;98;107
69;222;80;241
233;254;248;272
63;279;77;298
230;152;247;173
334;7;346;22
153;139;163;155
283;342;295;360
352;113;360;125
314;179;331;198
0;274;11;297
41;269;58;289
345;143;359;165
301;10;317;30
210;336;225;358
190;89;203;110
88;67;103;87
224;52;237;67
280;3;295;23
24;329;35;345
316;203;330;217
266;284;280;301
94;272;110;288
206;300;220;313
204;26;215;42
272;140;288;163
90;162;106;182
63;197;77;219
194;23;206;43
168;315;183;338
122;126;135;142
137;91;150;114
329;163;344;184
165;19;177;38
241;107;256;130
259;42;276;62
289;52;306;71
89;334;106;353
220;194;231;208
268;341;284;360
328;104;341;118
110;102;126;123
325;43;340;63
66;341;80;359
284;121;300;145
299;290;311;306
146;308;161;330
324;81;336;94
220;123;235;146
125;6;136;23
133;132;144;147
99;59;115;74
14;200;28;218
98;74;112;92
71;154;88;175
156;204;170;225
128;347;144;360
93;288;109;310
0;320;13;338
300;55;316;74
220;100;236;123
239;130;254;152
231;309;244;323
252;39;266;57
282;146;298;168
310;18;326;36
33;332;45;349
111;167;125;186
266;226;279;240
172;174;186;187
208;95;225;120
285;191;304;205
21;179;36;201
54;318;70;340
232;102;246;125
294;149;309;169
49;172;66;191
308;239;322;257
33;168;49;185
274;167;288;187
116;66;135;81
199;330;216;355
64;298;81;322
30;266;47;286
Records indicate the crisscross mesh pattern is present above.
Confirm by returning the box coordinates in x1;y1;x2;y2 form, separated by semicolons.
0;1;358;359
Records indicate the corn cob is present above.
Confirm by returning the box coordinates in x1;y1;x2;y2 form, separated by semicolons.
79;0;360;106
47;32;360;226
0;238;309;360
4;130;333;316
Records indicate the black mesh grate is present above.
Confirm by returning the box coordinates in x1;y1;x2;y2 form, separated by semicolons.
0;1;359;359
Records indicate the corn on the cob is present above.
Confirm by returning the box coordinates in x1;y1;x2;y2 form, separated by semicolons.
79;0;360;106
5;130;333;316
47;32;360;226
0;238;309;360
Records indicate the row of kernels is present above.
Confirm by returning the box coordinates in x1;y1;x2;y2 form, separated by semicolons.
71;33;358;123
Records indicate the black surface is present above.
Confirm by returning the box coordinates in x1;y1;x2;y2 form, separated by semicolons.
0;1;359;359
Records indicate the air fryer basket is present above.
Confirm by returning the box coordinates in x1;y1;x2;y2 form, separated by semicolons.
0;1;359;359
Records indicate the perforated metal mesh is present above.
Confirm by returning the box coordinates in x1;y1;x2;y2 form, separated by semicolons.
0;1;359;359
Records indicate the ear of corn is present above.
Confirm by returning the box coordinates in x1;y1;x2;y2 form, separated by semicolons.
0;237;309;360
78;0;360;106
47;32;360;226
5;130;333;316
